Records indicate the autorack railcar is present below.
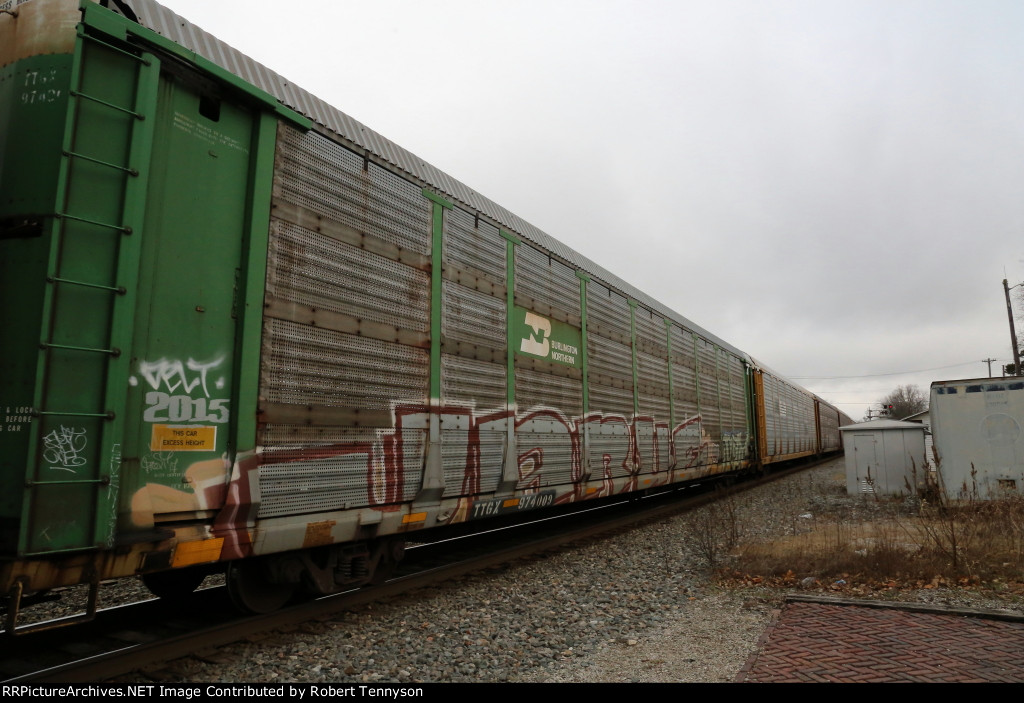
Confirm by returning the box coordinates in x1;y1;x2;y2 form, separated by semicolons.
0;0;847;627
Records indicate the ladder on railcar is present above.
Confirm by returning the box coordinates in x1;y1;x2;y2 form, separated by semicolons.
19;23;158;564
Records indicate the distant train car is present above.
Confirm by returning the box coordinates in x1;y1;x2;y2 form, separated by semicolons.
0;0;845;627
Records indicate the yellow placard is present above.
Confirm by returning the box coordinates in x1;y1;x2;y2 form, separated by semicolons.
171;537;224;567
302;520;336;548
150;424;217;451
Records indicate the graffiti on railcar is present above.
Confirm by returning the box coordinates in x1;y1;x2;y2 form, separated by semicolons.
127;354;235;528
181;398;749;558
133;356;230;427
41;424;88;472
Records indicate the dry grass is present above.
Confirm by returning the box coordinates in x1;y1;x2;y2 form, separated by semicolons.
721;470;1024;596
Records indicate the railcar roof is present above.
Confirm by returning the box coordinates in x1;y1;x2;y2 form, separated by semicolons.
123;0;748;359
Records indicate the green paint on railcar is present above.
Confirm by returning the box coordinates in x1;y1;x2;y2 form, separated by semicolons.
5;24;161;554
118;67;257;536
504;234;518;408
0;54;72;223
0;54;73;548
576;272;590;415
424;190;452;403
0;2;300;556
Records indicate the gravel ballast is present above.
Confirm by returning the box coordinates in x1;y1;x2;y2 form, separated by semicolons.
94;456;1023;683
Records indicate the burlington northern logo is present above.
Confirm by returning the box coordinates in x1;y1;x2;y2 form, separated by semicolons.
520;311;551;356
517;308;580;367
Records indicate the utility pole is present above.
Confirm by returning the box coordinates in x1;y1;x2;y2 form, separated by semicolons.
1004;279;1022;377
983;357;996;377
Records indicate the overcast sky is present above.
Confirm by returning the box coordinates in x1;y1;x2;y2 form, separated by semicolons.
156;0;1024;421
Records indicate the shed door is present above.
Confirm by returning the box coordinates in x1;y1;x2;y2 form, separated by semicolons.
853;434;879;493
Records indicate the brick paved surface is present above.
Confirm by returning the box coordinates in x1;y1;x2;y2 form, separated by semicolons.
738;599;1024;682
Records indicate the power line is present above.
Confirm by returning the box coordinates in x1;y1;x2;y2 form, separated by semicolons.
788;361;985;380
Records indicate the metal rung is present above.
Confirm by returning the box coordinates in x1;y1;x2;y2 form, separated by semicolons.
69;89;144;120
80;31;151;65
34;410;114;419
39;342;120;356
54;212;131;234
5;578;98;635
48;276;126;294
63;149;138;176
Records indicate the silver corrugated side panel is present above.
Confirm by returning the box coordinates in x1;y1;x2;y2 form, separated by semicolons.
441;280;506;351
257;428;425;518
697;339;721;442
589;425;632;479
515;244;581;321
443;208;506;286
515;413;577;488
275;127;431;256
256;123;432;516
634;310;671;421
440;429;504;497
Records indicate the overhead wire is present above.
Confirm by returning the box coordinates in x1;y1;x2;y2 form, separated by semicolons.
788;360;990;380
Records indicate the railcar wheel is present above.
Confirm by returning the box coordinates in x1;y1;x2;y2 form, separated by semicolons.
226;559;295;614
142;567;206;601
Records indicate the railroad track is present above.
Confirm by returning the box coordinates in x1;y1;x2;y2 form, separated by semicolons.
0;457;826;683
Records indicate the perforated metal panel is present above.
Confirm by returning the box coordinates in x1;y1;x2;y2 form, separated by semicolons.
587;281;630;338
515;365;583;417
589;383;635;418
762;373;815;457
729;355;748;433
697;339;721;443
589;333;634;384
669;327;697;401
586;281;633;416
634;310;670;419
634;421;659;472
256;426;424;517
267;220;429;332
515;244;580;319
637;349;671;419
261;319;428;410
441;354;506;411
276;125;430;255
634;308;665;344
515;419;576;488
820;406;840;451
442;280;506;350
589;423;632;479
443;207;505;285
440;429;504;496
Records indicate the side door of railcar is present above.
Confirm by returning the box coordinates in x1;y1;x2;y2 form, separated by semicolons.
119;61;261;536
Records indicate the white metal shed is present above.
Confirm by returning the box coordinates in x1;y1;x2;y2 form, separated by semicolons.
930;378;1024;499
839;420;928;496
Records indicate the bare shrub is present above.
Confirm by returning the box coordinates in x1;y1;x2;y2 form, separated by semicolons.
691;486;743;570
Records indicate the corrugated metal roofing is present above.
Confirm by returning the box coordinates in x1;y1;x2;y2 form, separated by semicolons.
125;0;745;357
839;419;926;431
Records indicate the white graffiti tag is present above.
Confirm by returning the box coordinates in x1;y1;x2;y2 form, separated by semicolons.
135;356;230;425
42;425;88;472
137;356;224;398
